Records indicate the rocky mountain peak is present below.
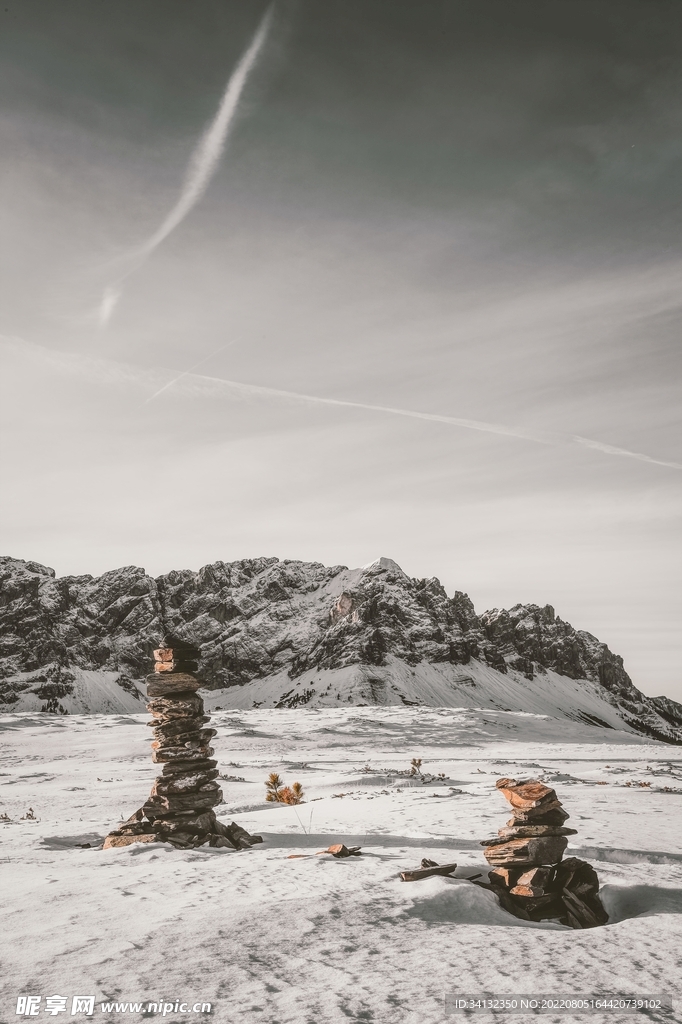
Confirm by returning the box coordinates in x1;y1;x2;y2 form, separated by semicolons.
361;556;407;576
0;553;680;741
0;556;57;579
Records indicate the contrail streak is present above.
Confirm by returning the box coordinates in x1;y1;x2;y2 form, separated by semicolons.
98;4;274;327
6;333;680;471
144;342;236;402
570;435;682;470
173;370;682;471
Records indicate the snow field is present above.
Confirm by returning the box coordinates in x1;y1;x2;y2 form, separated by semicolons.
1;708;681;1024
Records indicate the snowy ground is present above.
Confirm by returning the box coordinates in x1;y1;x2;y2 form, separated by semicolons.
1;708;681;1024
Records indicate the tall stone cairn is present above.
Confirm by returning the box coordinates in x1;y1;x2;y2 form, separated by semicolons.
480;778;608;928
103;640;262;851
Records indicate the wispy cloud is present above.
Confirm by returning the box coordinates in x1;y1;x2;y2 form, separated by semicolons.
97;4;274;328
8;335;680;472
98;286;122;329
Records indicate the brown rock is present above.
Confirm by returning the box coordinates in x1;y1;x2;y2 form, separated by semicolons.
151;810;216;835
163;835;197;849
144;785;223;814
496;824;577;839
208;835;237;849
496;779;557;810
562;888;609;928
506;891;565;922
495;777;518;789
483;835;568;867
556;857;601;893
151;728;216;749
517;866;555;888
320;843;362;858
214;820;264;848
115;822;153;836
162;758;218;776
399;861;457;881
154;648;174;663
152;769;219;794
510;866;556;896
147;715;210;734
510;884;544;897
152;647;199;674
146;673;202;698
507;803;570;826
154;660;199;675
488;867;520;888
152;745;215;763
146;694;204;720
103;833;157;849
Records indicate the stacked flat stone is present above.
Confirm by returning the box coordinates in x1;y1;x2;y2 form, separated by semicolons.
480;777;608;928
103;641;262;852
482;777;574;870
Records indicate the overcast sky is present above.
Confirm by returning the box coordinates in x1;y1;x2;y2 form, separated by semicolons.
1;0;681;699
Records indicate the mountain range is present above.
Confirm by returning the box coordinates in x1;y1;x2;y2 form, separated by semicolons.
1;554;680;741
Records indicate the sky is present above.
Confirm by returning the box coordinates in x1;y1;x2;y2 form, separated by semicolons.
1;0;681;700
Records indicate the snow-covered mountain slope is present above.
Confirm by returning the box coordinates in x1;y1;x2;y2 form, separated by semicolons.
1;554;680;740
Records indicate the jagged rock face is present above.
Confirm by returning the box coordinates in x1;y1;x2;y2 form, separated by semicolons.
0;558;162;683
0;554;680;740
480;604;632;689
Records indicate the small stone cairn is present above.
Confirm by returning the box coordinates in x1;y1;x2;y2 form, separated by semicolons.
103;640;262;851
480;777;608;928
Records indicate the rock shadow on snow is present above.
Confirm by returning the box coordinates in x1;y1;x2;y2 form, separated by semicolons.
402;880;564;929
600;884;682;924
255;831;484;853
402;881;682;930
574;846;682;867
41;832;105;849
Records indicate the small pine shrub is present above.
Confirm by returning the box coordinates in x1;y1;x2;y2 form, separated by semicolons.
280;781;304;805
265;772;284;802
265;774;305;804
409;758;423;777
